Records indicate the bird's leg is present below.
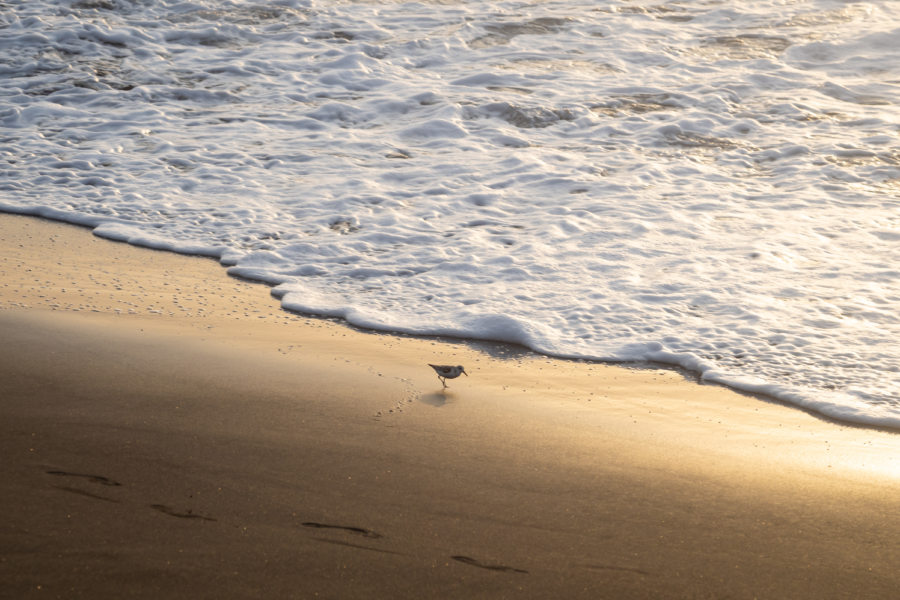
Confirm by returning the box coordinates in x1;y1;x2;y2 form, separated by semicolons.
439;376;447;388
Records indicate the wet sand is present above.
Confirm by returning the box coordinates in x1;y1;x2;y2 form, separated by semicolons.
1;213;899;599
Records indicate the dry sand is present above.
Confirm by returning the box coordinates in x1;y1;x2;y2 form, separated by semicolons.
1;213;899;599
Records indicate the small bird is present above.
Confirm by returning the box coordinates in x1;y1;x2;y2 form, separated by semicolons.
428;364;467;388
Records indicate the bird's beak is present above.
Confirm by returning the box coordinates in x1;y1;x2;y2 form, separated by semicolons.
462;369;468;376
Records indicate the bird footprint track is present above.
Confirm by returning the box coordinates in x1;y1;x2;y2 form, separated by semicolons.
452;555;529;574
373;377;417;419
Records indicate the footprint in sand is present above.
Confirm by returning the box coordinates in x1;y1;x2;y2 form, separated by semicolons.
582;563;651;576
52;485;122;503
311;538;404;556
150;504;217;522
46;470;123;503
46;470;122;486
301;521;402;555
301;521;382;539
451;555;529;574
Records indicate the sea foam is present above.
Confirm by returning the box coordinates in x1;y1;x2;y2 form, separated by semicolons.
2;0;899;428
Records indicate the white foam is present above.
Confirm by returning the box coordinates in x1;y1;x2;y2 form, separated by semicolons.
2;0;900;428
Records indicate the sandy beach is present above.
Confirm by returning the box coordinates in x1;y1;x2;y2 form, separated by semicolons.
1;213;899;599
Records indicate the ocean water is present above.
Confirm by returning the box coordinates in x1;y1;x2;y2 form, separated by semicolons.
2;0;899;428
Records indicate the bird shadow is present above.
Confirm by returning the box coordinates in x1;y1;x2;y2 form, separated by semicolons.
420;390;454;407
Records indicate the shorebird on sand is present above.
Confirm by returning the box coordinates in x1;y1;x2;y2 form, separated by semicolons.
428;364;467;388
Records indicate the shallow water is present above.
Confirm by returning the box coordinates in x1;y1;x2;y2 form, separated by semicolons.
2;0;899;427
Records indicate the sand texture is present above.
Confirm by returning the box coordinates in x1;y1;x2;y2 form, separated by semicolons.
1;214;899;599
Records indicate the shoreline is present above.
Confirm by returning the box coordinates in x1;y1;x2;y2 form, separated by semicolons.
5;211;894;434
2;213;899;598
